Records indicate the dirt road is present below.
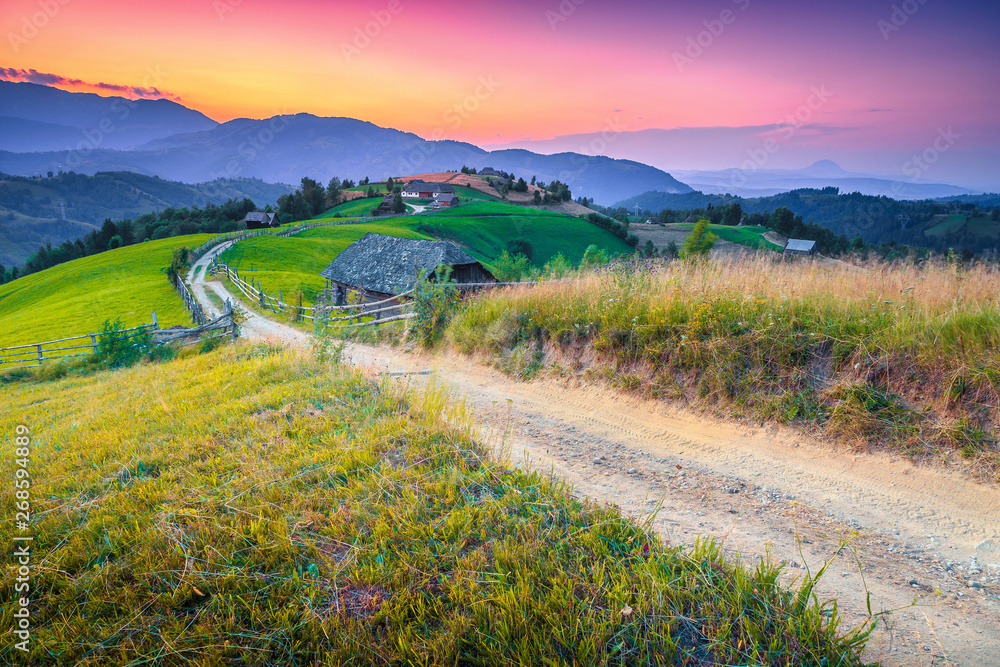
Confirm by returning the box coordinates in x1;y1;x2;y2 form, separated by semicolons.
188;262;1000;666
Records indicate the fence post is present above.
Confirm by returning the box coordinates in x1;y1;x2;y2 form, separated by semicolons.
37;344;43;366
91;334;98;353
151;312;159;330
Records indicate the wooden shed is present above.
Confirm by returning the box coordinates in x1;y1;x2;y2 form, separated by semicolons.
244;212;279;229
783;239;818;257
319;233;495;306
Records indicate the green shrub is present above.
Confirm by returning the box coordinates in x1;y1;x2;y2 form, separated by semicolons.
411;267;460;347
90;318;161;369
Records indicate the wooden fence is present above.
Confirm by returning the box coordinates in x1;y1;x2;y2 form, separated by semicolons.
173;273;208;325
0;318;158;372
154;300;238;344
209;258;416;326
0;303;239;373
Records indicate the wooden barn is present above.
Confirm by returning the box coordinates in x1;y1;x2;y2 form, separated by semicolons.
431;193;459;209
783;239;818;257
244;212;280;229
319;233;495;306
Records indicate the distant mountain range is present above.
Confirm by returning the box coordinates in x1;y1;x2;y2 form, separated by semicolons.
487;127;989;199
0;83;691;206
0;81;218;151
670;160;977;200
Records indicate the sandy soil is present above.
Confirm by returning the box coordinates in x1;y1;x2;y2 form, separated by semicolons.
187;257;1000;666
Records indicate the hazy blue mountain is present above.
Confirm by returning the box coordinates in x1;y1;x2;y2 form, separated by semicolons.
0;81;219;151
671;161;977;200
0;111;692;205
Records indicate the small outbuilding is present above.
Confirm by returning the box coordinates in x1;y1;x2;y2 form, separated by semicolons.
783;239;818;257
478;167;503;177
431;193;459;208
373;195;395;215
244;212;280;229
319;233;495;306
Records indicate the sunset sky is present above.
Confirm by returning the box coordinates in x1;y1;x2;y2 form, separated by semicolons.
3;0;999;187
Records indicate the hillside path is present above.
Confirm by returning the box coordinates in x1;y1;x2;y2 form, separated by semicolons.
187;253;1000;666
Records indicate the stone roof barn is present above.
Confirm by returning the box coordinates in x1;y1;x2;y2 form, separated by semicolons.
783;239;818;256
319;233;495;303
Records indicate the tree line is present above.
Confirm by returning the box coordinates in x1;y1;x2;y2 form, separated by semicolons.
2;198;257;284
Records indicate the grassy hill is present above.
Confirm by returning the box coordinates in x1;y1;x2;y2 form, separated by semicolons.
675;222;783;251
220;202;633;306
925;213;1000;239
416;201;635;265
0;234;213;348
219;223;432;304
0;344;874;664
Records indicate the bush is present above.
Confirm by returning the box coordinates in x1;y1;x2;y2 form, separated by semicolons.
493;250;531;282
681;219;717;260
581;244;610;269
412;267;460;347
506;238;534;261
91;318;160;369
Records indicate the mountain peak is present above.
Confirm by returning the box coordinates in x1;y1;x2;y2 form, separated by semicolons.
801;160;849;177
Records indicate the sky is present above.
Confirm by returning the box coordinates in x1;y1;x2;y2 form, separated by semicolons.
2;0;999;189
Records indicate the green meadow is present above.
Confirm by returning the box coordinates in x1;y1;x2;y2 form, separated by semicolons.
218;223;432;304
674;222;783;251
220;203;633;307
924;213;1000;239
0;234;214;348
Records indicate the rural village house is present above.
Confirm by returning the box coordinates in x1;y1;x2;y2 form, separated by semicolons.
401;180;456;199
319;233;495;307
244;212;280;229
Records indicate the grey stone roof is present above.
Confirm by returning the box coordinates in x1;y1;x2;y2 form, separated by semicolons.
244;212;274;223
319;233;481;295
784;239;817;252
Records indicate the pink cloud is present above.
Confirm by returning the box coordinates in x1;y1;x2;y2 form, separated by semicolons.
0;67;182;101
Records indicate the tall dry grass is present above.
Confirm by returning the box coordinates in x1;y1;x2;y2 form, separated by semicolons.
449;256;1000;473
